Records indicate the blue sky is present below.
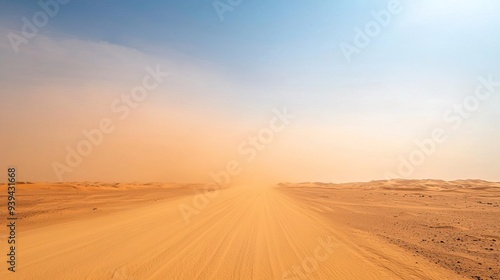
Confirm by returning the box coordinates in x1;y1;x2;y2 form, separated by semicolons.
1;0;500;182
2;0;499;88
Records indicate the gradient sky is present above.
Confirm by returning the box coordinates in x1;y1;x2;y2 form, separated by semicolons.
1;0;499;183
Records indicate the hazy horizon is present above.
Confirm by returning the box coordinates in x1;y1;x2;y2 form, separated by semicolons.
1;0;500;183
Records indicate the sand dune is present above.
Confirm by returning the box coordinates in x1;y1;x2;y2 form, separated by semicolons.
0;180;498;279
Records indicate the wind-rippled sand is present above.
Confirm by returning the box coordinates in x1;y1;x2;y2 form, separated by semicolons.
0;180;498;279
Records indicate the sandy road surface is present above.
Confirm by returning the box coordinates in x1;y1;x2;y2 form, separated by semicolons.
1;185;465;279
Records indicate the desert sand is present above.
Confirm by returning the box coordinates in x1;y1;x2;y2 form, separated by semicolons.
0;180;498;279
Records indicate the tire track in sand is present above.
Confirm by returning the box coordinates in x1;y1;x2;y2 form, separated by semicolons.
0;185;467;279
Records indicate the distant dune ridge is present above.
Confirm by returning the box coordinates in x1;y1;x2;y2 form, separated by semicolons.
281;178;500;190
0;179;498;279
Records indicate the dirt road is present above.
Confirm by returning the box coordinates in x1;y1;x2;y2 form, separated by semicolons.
0;185;465;279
